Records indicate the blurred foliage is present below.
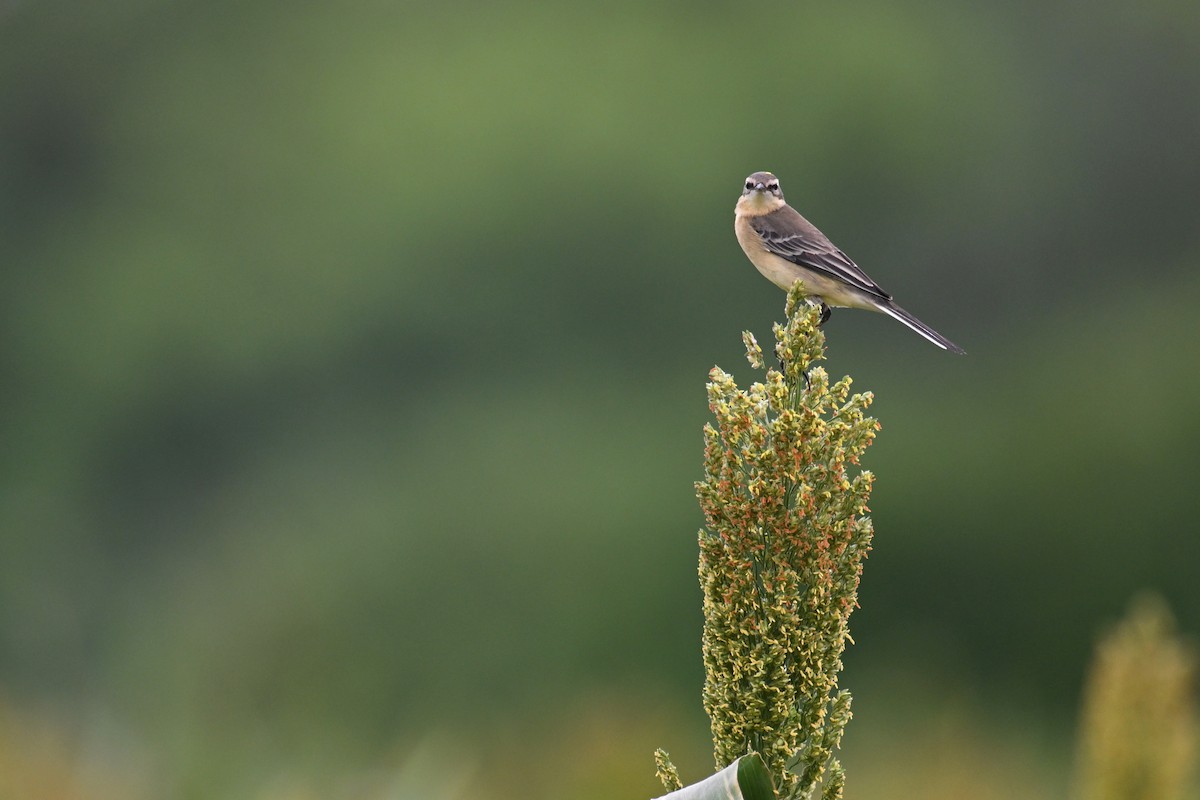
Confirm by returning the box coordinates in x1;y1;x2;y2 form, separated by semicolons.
1;0;1198;796
1074;595;1197;800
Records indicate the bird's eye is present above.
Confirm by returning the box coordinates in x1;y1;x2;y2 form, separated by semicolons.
745;180;754;189
768;183;779;192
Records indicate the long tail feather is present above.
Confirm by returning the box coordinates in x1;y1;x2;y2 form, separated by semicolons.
878;301;966;354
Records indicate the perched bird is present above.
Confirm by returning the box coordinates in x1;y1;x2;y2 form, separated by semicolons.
734;171;965;354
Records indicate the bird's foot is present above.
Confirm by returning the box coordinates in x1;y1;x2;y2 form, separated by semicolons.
775;342;811;389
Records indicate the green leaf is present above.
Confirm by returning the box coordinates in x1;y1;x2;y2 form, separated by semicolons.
653;754;775;800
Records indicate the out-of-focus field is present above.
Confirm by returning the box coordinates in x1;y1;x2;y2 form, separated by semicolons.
1;1;1197;796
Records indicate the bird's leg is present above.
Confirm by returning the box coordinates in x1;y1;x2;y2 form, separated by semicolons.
777;300;827;384
802;304;830;387
774;342;811;389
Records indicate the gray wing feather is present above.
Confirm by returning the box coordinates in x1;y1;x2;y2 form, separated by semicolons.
751;207;891;301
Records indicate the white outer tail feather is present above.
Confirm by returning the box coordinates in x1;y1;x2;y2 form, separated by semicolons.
877;302;967;355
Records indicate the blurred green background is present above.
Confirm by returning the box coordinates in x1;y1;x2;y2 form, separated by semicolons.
1;0;1198;797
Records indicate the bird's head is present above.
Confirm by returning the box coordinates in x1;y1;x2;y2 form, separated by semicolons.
737;171;785;215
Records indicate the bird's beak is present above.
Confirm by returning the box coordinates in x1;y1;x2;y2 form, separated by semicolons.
754;182;765;191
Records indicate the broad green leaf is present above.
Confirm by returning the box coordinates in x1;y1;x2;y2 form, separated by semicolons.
654;754;775;800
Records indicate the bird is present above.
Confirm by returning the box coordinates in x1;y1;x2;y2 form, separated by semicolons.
734;171;965;354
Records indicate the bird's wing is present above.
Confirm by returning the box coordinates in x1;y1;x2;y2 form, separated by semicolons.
751;207;891;301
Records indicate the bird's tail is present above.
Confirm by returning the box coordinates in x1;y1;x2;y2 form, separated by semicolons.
878;301;966;354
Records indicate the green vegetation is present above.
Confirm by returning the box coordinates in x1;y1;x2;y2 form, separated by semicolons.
1074;595;1197;800
655;754;775;800
675;289;874;798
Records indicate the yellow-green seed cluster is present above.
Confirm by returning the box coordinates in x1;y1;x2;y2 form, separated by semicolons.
654;748;684;793
696;286;878;800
